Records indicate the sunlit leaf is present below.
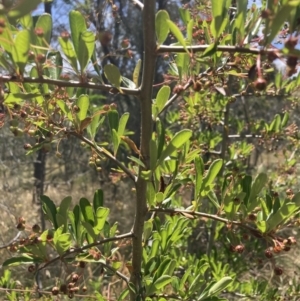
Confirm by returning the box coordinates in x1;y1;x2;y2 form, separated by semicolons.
133;59;141;87
158;129;192;165
76;94;89;121
104;64;122;91
118;113;129;136
155;10;170;45
78;31;95;72
12;30;30;75
155;85;170;114
166;19;187;51
69;10;86;58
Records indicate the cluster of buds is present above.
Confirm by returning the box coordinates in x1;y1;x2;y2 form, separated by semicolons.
52;272;87;298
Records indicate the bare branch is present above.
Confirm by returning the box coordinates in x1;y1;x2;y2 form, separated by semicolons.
0;232;21;250
37;232;133;275
0;75;140;96
157;45;278;55
101;262;130;284
130;0;156;298
150;207;260;233
159;68;211;115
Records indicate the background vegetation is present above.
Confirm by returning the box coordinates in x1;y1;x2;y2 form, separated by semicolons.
0;0;300;300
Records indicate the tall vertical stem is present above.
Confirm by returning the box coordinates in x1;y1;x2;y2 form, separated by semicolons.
130;1;156;300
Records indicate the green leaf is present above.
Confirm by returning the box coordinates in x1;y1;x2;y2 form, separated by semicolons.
104;64;122;91
91;49;102;76
155;10;170;45
158;129;192;165
241;175;252;207
210;0;230;39
12;30;30;75
41;195;58;229
155;85;170;114
58;37;78;72
34;14;52;52
143;220;153;242
187;19;194;43
94;207;110;233
57;99;73;120
53;232;72;256
47;51;63;80
281;112;289;128
57;196;72;230
200;277;233;300
154;275;172;290
118;112;129;136
112;128;120;156
128;156;146;168
80;198;94;226
266;203;298;232
78;31;95;72
270;114;281;133
203;159;223;190
202;43;217;57
2;255;38;267
133;59;142;86
248;173;268;212
147;182;156;207
82;221;96;242
179;7;191;25
8;0;42;21
76;94;89;121
122;76;136;89
108;109;119;132
88;114;105;140
93;189;104;212
69;10;87;58
194;156;204;199
166;19;187;51
150;138;158;171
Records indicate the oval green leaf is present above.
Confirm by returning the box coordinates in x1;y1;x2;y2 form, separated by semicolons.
76;94;89;121
156;85;170;114
104;64;122;91
155;10;170;45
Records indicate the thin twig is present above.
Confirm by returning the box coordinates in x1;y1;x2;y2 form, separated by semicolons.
70;133;136;182
149;207;259;233
102;262;130;284
157;45;278;55
228;134;262;138
0;232;21;250
0;75;140;96
130;0;144;9
0;287;99;299
37;232;133;272
159;68;211;115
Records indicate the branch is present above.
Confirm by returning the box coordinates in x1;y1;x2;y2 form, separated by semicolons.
149;207;259;233
0;232;21;250
0;75;140;96
157;45;278;55
130;0;156;299
130;0;144;10
101;262;130;284
70;133;136;182
159;68;211;115
37;232;133;273
228;134;262;138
